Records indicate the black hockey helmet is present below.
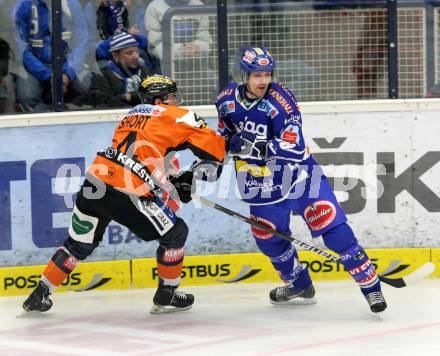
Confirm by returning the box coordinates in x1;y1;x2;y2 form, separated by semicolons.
138;74;181;105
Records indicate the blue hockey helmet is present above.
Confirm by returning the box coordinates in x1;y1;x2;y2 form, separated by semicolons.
240;47;276;77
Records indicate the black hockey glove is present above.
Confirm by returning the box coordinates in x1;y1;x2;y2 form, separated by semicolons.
229;132;267;160
190;159;223;182
171;171;194;204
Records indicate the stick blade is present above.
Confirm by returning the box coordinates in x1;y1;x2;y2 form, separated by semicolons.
379;262;435;288
378;274;406;288
404;262;435;284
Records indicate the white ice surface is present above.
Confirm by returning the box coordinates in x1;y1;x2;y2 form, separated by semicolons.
1;280;439;356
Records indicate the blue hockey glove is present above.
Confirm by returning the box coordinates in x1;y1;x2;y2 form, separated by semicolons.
229;132;267;159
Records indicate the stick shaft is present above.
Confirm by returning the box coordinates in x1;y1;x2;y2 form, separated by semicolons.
194;195;339;261
193;194;407;288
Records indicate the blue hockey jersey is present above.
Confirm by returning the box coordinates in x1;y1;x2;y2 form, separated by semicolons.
215;82;319;205
14;0;87;82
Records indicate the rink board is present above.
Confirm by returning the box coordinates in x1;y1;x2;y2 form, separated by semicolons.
0;248;434;296
431;248;440;278
2;106;440;267
0;260;130;296
131;248;432;288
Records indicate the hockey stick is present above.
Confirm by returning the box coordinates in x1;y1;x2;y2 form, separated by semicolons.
193;195;435;288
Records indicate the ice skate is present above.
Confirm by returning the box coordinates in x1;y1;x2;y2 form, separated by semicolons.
365;291;387;314
150;286;194;314
270;283;317;305
22;281;53;313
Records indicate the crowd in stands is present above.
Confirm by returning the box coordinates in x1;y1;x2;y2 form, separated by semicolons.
1;0;439;114
0;0;213;113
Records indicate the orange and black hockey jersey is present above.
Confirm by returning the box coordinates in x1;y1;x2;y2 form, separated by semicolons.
88;103;226;197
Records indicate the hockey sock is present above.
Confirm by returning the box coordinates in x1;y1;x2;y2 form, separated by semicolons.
156;247;185;287
323;224;380;295
41;246;80;292
270;244;312;289
338;243;380;295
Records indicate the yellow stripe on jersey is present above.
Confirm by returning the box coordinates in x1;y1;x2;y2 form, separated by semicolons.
235;160;272;177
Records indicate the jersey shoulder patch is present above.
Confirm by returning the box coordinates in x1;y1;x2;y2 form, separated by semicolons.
267;83;300;115
128;104;166;117
281;124;300;144
217;100;236;117
215;82;238;104
176;110;207;128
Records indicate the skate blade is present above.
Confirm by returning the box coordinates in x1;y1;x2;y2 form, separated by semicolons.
372;311;384;321
270;297;317;306
16;309;46;318
150;304;193;314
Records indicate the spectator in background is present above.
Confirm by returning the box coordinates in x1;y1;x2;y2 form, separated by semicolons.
85;31;155;107
144;0;214;104
144;0;211;62
311;1;387;99
96;0;128;40
83;0;104;71
352;9;387;99
13;0;88;112
128;0;152;38
0;37;15;113
83;1;145;75
95;28;161;72
426;83;440;98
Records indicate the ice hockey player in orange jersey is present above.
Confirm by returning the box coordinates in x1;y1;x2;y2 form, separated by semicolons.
22;74;225;314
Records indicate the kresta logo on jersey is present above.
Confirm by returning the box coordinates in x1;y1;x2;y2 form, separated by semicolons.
163;248;184;263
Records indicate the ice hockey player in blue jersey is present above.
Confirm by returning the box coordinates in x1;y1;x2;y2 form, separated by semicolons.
214;47;387;313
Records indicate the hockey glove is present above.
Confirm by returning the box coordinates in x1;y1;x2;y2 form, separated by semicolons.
190;159;223;182
229;132;267;160
170;171;194;204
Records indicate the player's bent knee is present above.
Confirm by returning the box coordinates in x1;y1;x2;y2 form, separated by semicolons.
269;244;299;264
255;236;291;258
159;217;188;249
64;205;101;260
322;223;357;254
63;237;98;261
323;224;372;275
